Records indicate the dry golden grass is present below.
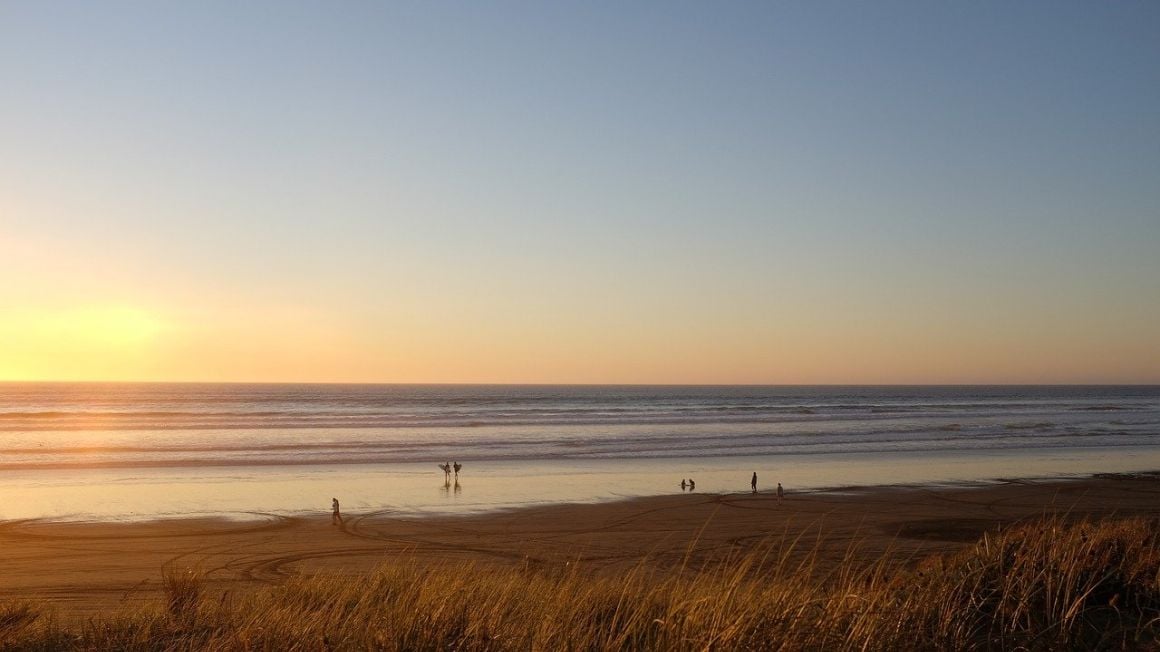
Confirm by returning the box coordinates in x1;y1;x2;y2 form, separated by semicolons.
2;517;1158;651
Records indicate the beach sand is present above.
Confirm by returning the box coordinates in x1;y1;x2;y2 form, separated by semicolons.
3;473;1159;622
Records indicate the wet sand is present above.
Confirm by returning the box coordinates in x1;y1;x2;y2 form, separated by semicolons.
3;473;1159;622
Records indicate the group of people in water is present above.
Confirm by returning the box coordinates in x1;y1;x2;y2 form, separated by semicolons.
438;461;462;480
679;478;696;491
439;462;463;494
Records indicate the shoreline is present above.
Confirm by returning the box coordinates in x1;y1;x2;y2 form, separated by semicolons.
8;444;1160;523
3;472;1160;622
14;467;1160;525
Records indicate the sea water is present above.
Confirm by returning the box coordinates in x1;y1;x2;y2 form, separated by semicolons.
1;384;1157;520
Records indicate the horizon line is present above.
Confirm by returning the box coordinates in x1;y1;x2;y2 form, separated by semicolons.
1;380;1157;388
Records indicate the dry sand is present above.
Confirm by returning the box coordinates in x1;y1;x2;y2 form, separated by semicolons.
3;473;1159;621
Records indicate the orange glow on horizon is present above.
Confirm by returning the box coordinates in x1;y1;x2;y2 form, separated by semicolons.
1;299;1156;384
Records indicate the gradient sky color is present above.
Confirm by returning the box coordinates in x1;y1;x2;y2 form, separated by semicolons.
2;2;1158;383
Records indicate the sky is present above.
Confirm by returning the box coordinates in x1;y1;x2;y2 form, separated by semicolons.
1;1;1158;384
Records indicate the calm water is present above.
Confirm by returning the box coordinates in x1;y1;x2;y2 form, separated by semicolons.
1;384;1158;520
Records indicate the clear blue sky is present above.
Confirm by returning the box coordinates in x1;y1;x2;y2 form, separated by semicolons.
2;2;1158;383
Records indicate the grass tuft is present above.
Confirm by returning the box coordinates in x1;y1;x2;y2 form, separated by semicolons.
162;567;203;624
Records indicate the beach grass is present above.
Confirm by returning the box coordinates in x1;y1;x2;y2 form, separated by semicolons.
2;516;1158;650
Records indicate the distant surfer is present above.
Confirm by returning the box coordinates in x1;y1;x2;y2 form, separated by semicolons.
777;482;784;504
680;479;687;491
331;497;343;525
751;472;757;494
453;461;462;477
688;478;695;491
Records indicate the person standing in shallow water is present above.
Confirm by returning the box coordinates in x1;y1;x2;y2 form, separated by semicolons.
332;497;342;525
751;472;758;494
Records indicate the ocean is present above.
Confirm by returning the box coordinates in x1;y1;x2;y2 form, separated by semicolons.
1;383;1158;520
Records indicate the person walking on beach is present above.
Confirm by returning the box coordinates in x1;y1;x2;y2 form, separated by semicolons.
777;482;784;504
453;461;462;478
689;478;695;491
331;497;343;526
680;479;687;491
751;472;758;494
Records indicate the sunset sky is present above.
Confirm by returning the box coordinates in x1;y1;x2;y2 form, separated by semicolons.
2;2;1158;384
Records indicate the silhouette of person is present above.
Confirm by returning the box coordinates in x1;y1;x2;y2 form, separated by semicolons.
688;478;695;491
453;461;462;477
751;472;757;494
680;479;687;491
777;482;784;503
331;497;342;525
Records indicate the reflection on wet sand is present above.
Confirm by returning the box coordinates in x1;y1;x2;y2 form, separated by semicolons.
5;446;1160;522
